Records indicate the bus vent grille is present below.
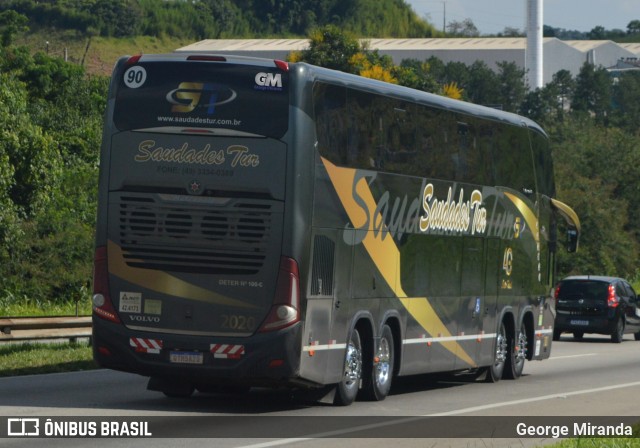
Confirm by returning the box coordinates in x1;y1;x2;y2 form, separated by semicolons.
310;235;335;296
116;194;273;275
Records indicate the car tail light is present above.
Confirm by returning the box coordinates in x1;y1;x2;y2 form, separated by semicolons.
258;257;300;332
92;246;121;323
554;284;561;305
607;284;619;308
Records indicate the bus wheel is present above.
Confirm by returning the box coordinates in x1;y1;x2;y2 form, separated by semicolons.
334;328;362;406
362;324;394;401
484;321;507;383
505;324;527;379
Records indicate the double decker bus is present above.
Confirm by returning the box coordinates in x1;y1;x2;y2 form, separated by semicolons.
92;53;580;405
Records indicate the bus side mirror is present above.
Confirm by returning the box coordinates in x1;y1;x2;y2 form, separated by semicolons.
566;228;578;253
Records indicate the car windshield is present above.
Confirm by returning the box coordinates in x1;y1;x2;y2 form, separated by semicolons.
558;281;609;300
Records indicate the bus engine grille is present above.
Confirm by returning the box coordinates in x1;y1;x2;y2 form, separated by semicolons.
115;194;275;275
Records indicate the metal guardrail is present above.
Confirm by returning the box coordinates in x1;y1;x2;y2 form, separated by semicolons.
0;316;92;342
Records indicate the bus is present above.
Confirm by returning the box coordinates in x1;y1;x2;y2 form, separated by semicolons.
92;53;580;405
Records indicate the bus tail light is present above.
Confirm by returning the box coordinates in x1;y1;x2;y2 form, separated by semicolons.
274;60;289;72
125;54;142;66
258;257;300;333
607;284;619;308
92;246;121;323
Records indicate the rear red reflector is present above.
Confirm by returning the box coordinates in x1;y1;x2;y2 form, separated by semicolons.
98;346;112;356
268;359;284;368
187;55;227;62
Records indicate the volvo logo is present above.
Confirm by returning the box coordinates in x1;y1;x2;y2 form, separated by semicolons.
129;315;160;323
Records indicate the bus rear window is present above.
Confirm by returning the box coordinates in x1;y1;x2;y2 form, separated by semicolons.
113;61;289;138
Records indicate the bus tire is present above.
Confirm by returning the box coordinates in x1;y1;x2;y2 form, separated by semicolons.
361;324;394;401
334;328;362;406
484;321;508;383
504;324;527;379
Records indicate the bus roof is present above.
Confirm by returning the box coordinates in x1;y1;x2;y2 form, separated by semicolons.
294;61;547;137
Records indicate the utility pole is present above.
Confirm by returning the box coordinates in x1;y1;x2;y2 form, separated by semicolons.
443;1;446;34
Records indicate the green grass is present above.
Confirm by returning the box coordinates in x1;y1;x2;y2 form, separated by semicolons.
0;341;95;377
0;292;92;317
547;423;640;447
16;30;193;75
550;438;640;447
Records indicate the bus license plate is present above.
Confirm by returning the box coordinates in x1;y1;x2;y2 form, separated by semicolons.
570;319;589;326
170;351;203;364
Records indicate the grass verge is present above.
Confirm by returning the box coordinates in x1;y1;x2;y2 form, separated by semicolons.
0;341;96;378
0;294;92;317
550;436;640;447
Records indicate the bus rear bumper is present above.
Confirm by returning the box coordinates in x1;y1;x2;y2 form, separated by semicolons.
92;317;305;389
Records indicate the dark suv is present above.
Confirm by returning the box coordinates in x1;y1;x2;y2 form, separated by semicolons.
553;276;640;343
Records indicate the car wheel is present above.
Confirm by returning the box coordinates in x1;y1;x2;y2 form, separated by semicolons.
611;317;625;343
573;331;584;340
634;331;640;341
334;328;362;406
361;325;394;401
484;321;508;382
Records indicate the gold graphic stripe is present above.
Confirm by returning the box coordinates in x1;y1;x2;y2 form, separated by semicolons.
321;158;476;368
503;192;539;243
107;240;258;310
551;198;581;232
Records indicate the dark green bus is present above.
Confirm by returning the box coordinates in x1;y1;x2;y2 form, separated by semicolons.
92;53;580;405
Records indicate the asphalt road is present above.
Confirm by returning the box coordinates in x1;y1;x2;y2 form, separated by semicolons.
1;333;639;447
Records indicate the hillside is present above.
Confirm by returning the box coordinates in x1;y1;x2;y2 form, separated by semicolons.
7;0;439;75
17;32;193;76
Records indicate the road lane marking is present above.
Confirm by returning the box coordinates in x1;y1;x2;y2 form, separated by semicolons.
427;380;640;416
549;353;597;360
234;380;640;448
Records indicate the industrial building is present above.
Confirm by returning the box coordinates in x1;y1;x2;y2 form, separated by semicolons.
177;38;640;87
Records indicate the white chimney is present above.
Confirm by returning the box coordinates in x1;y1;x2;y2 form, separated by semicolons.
526;0;543;90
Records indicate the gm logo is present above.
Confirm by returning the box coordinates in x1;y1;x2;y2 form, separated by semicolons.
254;72;283;91
166;82;237;114
8;418;40;436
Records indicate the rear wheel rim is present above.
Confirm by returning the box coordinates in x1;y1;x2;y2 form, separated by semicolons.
375;337;391;387
514;327;527;373
344;339;362;390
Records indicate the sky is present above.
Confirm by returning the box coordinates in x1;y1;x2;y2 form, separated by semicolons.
406;0;638;35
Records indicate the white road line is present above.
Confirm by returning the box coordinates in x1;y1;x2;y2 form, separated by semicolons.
549;353;598;360
426;380;640;416
234;380;640;448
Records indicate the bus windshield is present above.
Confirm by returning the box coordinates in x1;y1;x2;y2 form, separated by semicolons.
113;60;289;138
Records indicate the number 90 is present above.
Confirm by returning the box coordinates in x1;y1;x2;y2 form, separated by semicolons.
123;66;147;88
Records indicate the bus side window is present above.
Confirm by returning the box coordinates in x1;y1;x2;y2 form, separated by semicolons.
346;89;377;169
313;83;347;165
